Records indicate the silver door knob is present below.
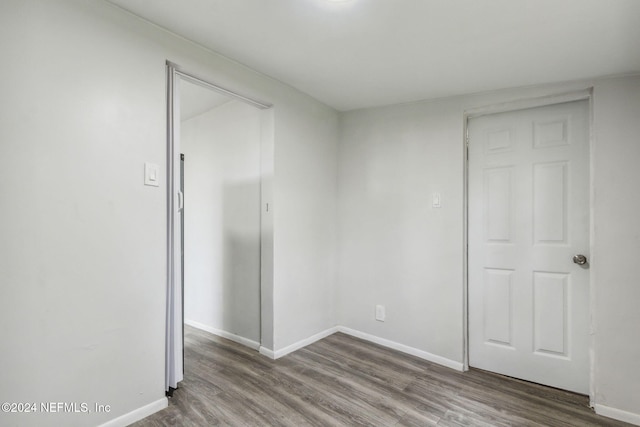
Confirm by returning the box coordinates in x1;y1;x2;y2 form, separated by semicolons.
573;254;588;265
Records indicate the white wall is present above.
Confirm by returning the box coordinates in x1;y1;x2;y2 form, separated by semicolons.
2;0;637;424
181;99;262;344
338;75;640;420
338;96;465;361
591;77;640;418
0;0;338;425
272;100;339;351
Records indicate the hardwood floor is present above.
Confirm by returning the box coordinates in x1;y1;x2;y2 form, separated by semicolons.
133;326;629;426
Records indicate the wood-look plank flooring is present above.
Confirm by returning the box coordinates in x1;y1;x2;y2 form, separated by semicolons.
133;326;630;426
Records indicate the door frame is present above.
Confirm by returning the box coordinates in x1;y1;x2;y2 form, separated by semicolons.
462;89;595;403
165;60;274;392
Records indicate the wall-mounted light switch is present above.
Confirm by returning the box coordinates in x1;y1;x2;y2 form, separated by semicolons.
432;192;441;208
145;162;160;187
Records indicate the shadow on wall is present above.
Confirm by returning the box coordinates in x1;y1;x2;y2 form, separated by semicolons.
181;96;263;346
221;179;261;342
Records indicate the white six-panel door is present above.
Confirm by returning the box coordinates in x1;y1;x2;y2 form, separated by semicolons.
468;100;590;394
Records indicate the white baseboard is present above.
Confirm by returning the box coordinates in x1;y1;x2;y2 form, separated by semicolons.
263;325;463;372
97;398;167;427
187;320;463;372
259;346;275;359
595;404;640;426
337;326;465;372
185;319;260;350
259;327;338;360
271;326;340;359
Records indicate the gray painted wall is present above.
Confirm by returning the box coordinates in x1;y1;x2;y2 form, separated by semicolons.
338;75;640;419
1;0;638;424
182;99;262;345
0;0;338;425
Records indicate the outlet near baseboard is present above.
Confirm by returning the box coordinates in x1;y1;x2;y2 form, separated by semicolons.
375;305;386;322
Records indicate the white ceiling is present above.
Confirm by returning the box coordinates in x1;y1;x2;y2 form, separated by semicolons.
107;0;640;111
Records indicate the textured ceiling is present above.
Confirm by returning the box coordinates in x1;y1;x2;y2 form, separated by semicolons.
107;0;640;111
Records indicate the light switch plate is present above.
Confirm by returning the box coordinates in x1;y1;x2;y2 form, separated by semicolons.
432;192;441;208
145;162;160;187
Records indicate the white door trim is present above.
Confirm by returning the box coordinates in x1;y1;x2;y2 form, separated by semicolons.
462;89;595;404
165;61;274;392
464;90;592;119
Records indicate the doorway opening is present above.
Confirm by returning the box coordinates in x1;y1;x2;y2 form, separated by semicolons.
165;61;274;393
464;91;593;400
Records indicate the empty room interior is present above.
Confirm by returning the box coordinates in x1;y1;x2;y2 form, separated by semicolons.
1;0;639;426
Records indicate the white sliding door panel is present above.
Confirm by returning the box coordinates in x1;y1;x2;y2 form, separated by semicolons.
469;100;590;394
